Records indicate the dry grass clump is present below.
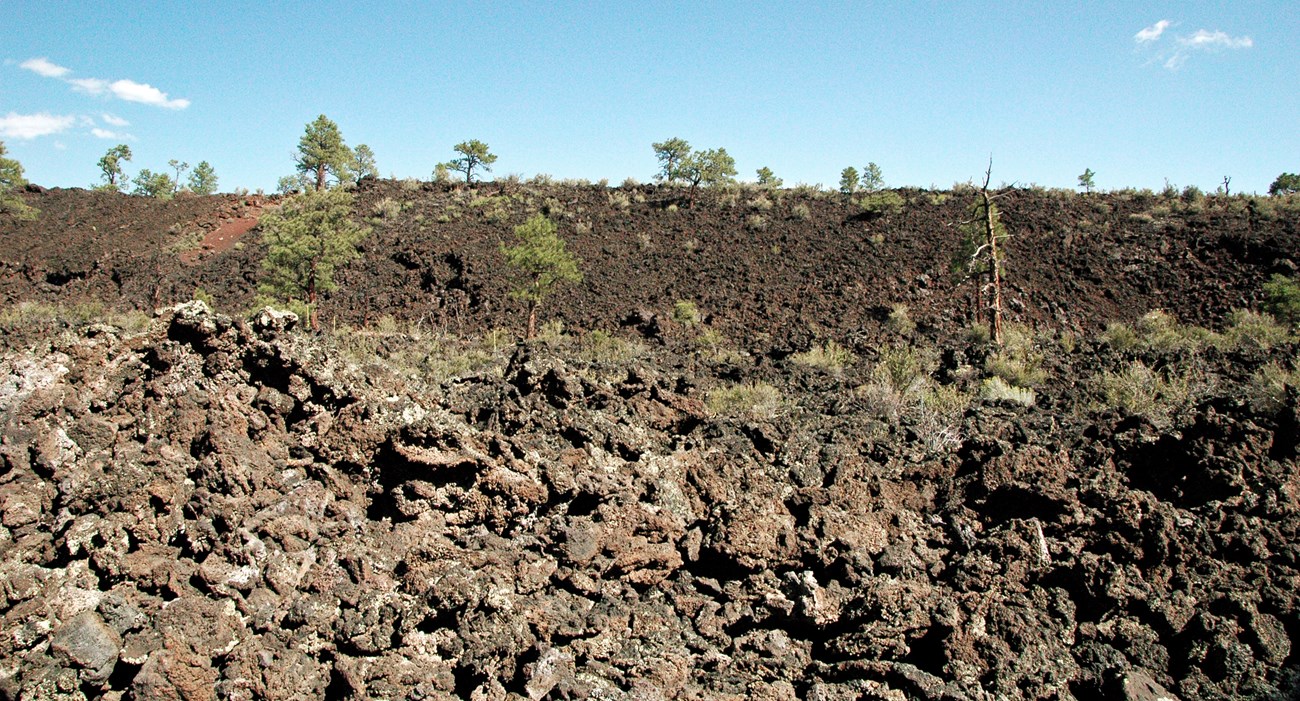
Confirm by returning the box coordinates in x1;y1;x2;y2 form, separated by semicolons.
372;197;402;219
0;301;151;336
1221;309;1292;350
608;191;632;209
330;320;507;383
1091;360;1207;425
707;382;782;419
577;330;646;365
980;377;1036;406
984;324;1048;388
886;303;915;336
1103;308;1294;354
791;340;855;372
1247;360;1298;414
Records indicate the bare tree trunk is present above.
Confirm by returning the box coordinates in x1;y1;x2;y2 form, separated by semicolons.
316;164;326;191
977;161;1004;347
308;264;319;331
525;300;538;340
981;187;1003;346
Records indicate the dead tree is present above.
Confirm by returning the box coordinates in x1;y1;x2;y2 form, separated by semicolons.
957;160;1011;346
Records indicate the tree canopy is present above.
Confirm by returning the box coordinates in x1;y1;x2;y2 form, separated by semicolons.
501;213;582;338
755;167;782;188
445;140;497;183
258;188;370;330
132;169;176;199
652;138;691;184
295;115;352;191
1269;173;1300;196
189;161;219;195
97;144;132;192
1078;168;1096;194
349;144;379;184
861;163;885;193
1;140;37;219
680;147;736;202
839;167;859;195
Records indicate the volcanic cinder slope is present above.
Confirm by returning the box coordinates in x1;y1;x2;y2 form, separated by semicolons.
0;183;1298;700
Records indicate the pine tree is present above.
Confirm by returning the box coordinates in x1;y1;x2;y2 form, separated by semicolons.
295;115;351;190
189;161;219;195
861;162;885;192
168;160;190;194
1269;173;1300;196
501;213;582;338
680;147;737;204
349;144;379;184
444;140;497;184
0;140;37;219
839;167;859;195
1078;168;1096;194
97;144;132;192
132;169;176;199
258;188;370;330
652;138;692;183
755;167;782;188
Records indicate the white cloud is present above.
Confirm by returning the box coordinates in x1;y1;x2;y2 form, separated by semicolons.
101;113;130;127
1135;22;1255;71
1180;29;1253;50
20;57;71;78
16;57;191;109
69;77;109;95
1135;20;1170;43
108;79;190;110
91;127;134;140
0;111;77;139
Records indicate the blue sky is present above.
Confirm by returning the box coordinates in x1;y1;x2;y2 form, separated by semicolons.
4;2;1295;194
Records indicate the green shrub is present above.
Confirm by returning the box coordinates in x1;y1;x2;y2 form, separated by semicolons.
858;191;905;215
873;344;934;394
1100;321;1140;351
535;319;567;345
673;299;701;326
790;204;811;221
966;323;992;346
578;330;645;364
920;383;971;418
1263;274;1300;325
745;214;768;231
193;287;215;308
